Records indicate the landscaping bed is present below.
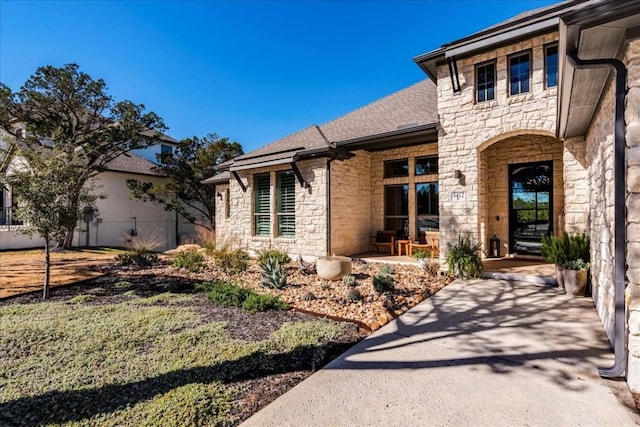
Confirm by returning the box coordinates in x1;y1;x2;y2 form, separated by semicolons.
0;275;365;426
121;255;454;331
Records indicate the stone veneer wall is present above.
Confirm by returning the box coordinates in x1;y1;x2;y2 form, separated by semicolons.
479;135;565;256
624;38;640;392
214;158;328;257
369;143;439;238
330;150;372;256
436;32;560;258
585;76;615;343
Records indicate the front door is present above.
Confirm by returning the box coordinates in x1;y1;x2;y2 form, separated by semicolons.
509;161;553;255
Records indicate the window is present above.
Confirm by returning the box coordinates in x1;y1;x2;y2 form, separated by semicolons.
277;170;295;237
160;144;173;155
415;156;438;175
545;44;558;88
416;183;439;234
476;62;496;102
385;185;408;237
254;173;270;236
509;52;531;95
384;159;409;178
225;188;230;219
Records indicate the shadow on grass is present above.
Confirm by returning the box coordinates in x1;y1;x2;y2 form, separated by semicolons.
0;339;356;426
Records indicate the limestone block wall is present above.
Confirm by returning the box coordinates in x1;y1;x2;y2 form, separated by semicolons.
436;32;558;257
369;143;439;238
214;158;328;258
563;136;589;234
479;135;565;256
585;75;616;351
624;37;640;392
330;150;372;256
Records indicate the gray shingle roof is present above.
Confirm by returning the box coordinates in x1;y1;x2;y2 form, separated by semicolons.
224;79;437;169
105;152;164;176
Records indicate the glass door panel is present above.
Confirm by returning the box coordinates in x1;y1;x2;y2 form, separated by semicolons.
509;161;553;255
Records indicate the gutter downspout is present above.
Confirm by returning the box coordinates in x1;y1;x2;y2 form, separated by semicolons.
326;152;338;255
567;51;627;379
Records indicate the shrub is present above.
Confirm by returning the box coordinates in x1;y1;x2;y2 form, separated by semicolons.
197;280;288;312
242;293;289;313
172;250;204;273
346;288;362;302
257;248;291;266
342;275;357;287
320;281;331;290
445;234;483;279
114;280;132;289
200;280;250;308
541;233;590;269
373;273;395;293
259;257;288;289
214;249;249;274
115;249;158;267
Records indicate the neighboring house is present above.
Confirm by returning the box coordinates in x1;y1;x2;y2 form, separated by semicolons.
131;132;179;163
0;149;196;251
207;0;640;393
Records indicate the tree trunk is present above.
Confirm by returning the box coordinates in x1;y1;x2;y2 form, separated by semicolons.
61;225;76;248
43;236;51;300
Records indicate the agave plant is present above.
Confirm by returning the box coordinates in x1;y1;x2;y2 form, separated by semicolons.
259;256;288;289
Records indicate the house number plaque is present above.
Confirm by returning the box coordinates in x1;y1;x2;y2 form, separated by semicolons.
451;191;466;202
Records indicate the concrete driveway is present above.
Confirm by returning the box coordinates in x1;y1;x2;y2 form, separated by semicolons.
243;279;639;426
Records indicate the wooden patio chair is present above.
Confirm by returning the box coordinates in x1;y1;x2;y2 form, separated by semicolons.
409;231;440;259
370;230;396;255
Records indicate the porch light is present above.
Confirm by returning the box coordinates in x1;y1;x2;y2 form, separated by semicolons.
454;169;462;179
489;234;501;258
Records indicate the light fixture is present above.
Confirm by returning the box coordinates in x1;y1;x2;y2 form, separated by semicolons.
454;170;462;179
216;192;223;200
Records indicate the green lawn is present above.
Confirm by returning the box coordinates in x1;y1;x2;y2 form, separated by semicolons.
0;292;348;426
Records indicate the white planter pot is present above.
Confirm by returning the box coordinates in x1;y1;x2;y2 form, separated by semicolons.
316;256;352;281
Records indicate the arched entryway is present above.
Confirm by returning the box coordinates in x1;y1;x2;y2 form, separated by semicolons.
478;131;564;258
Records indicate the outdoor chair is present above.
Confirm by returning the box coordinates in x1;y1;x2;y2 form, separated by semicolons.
370;230;396;255
409;231;439;259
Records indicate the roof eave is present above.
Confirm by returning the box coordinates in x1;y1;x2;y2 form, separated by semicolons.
335;123;438;151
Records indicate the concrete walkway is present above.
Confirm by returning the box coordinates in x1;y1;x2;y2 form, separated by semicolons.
243;279;639;426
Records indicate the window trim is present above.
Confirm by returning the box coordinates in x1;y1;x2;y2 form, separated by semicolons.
508;50;532;96
475;60;496;103
544;43;558;89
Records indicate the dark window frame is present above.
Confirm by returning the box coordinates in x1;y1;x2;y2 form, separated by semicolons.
475;60;496;103
508;50;532;96
544;43;558;89
276;170;295;237
384;184;409;238
415;156;438;175
383;159;409;178
415;182;439;235
253;173;270;236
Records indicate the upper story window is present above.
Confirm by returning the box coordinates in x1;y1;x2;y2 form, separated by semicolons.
476;62;496;102
545;44;558;88
254;173;270;236
160;144;173;155
384;159;409;178
509;52;531;96
415;156;438;175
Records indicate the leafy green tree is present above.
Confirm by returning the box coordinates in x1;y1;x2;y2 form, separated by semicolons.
1;149;93;299
0;63;166;247
127;134;243;232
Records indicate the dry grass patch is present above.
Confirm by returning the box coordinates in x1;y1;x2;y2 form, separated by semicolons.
0;247;125;298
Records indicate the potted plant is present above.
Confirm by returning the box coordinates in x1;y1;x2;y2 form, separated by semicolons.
541;234;567;290
412;249;430;269
559;233;590;297
445;234;483;279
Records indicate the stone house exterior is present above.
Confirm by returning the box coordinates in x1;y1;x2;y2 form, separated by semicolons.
208;0;640;391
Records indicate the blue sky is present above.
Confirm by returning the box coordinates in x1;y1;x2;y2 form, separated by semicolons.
0;0;557;153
